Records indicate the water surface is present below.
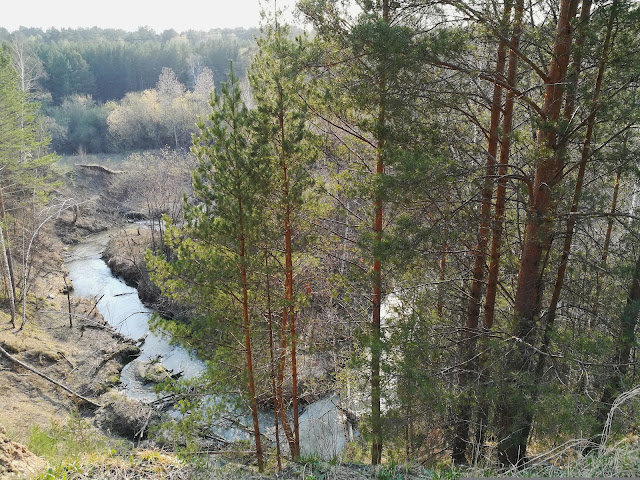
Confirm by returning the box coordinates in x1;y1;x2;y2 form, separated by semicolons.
65;229;350;457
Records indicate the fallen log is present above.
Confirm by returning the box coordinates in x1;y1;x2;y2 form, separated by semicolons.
0;344;102;408
87;294;104;316
74;164;124;174
92;344;140;374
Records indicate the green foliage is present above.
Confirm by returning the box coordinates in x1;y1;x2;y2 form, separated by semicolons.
40;43;96;103
23;26;259;104
45;94;111;153
377;461;405;480
430;464;462;480
28;411;116;467
0;49;58;191
297;453;328;480
250;23;319;204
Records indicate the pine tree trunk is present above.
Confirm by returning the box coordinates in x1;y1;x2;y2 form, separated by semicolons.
452;2;512;462
592;166;622;320
238;198;264;472
0;188;17;325
483;0;524;332
496;0;577;466
371;195;383;465
371;171;383;465
0;220;16;327
475;0;525;458
535;0;615;383
278;87;300;459
563;0;593;121
370;3;389;462
265;248;282;470
284;182;300;459
276;321;296;455
437;242;447;316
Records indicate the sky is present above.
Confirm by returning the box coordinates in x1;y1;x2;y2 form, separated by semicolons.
2;0;300;32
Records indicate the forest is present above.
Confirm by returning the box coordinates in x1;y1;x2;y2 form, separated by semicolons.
1;0;640;478
0;26;260;153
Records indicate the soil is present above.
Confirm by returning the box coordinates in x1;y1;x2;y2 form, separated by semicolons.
95;391;160;440
0;425;48;479
0;279;145;476
102;227;189;320
0;164;151;476
101;227;151;286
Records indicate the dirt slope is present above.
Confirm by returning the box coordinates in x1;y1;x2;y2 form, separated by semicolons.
0;425;48;479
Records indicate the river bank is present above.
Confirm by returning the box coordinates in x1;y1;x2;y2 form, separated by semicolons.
65;229;206;403
0;234;147;476
0;163;190;477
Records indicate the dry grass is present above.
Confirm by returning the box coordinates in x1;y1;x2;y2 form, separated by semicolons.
35;449;192;480
462;435;640;478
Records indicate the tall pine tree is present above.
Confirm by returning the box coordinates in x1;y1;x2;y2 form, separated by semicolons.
148;67;267;471
250;22;319;460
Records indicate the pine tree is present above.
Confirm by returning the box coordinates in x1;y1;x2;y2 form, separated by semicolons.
298;0;440;462
250;22;319;460
149;67;267;471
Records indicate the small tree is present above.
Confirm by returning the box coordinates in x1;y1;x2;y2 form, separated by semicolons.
148;67;268;471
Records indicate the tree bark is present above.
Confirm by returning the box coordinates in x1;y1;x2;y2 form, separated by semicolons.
452;1;512;463
278;83;300;459
437;242;447;316
562;0;592;120
284;177;300;460
265;248;282;470
535;0;614;384
238;197;264;472
592;166;622;320
64;275;73;327
276;317;296;456
0;188;17;326
476;0;525;455
371;145;384;465
0;218;16;327
496;0;577;466
483;0;524;333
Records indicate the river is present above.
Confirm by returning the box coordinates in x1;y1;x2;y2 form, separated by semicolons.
65;229;349;458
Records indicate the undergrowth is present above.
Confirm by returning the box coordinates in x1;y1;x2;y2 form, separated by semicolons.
27;409;190;479
461;436;640;478
285;436;640;479
24;413;640;479
28;410;113;467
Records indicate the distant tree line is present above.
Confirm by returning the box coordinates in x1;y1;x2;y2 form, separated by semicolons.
0;26;258;102
0;26;267;153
